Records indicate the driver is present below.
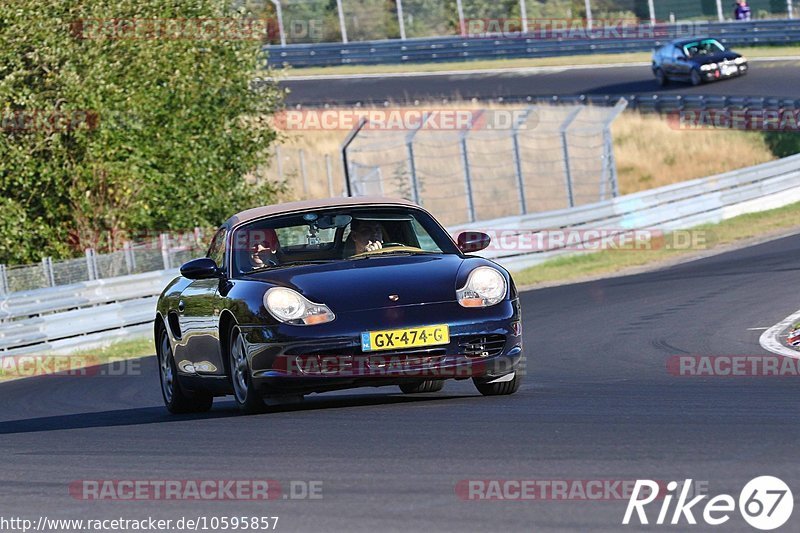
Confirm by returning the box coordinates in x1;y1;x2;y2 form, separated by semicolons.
349;220;384;255
249;228;280;268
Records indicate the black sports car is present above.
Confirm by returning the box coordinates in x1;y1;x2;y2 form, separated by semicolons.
155;197;524;413
652;37;748;86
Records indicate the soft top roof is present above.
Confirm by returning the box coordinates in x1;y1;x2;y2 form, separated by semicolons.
224;196;419;228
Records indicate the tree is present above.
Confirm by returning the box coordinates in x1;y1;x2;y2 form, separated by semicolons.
0;0;283;263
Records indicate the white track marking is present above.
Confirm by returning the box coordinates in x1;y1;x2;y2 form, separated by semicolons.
283;56;800;82
759;308;800;359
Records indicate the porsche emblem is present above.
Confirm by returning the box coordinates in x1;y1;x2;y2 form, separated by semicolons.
388;294;399;302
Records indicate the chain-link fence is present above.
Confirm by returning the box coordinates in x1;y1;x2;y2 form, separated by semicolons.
0;232;208;295
341;101;627;227
262;0;797;44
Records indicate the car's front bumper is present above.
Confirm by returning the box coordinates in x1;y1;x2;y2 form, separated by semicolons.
703;63;747;81
239;299;523;394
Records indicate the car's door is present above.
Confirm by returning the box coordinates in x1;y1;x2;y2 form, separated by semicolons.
173;228;226;374
671;46;690;79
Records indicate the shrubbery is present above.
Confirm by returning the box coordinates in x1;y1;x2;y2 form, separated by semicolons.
0;0;282;264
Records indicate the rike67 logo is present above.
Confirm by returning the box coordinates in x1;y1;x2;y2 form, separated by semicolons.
623;476;793;530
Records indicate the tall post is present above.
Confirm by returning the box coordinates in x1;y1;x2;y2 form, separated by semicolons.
396;0;407;40
603;98;628;198
336;0;348;43
41;257;55;287
269;0;286;46
511;106;535;214
405;112;432;205
559;107;583;208
299;148;309;198
325;154;335;197
0;264;8;295
519;0;528;33
123;241;134;275
159;234;171;270
788;0;794;19
715;0;724;21
648;0;656;25
459;110;482;223
456;0;466;36
341;117;368;197
85;249;97;281
584;0;593;31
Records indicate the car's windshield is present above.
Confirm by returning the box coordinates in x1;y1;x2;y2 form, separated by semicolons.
683;39;725;58
230;206;459;275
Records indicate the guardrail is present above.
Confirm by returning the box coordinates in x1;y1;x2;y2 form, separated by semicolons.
266;20;800;68
2;152;800;356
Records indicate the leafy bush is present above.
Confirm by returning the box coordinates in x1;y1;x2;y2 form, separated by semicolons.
0;0;282;264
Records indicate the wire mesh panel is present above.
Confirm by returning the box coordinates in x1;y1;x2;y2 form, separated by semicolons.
95;250;130;279
652;0;720;21
6;265;48;293
282;0;334;43
401;0;456;37
51;258;92;286
342;0;397;41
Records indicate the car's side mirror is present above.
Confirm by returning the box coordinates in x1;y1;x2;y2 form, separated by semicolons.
457;231;491;253
180;257;222;280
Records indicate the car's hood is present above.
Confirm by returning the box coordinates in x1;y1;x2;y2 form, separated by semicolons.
694;51;740;65
244;254;467;312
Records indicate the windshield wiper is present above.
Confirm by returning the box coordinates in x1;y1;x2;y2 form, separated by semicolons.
242;260;333;274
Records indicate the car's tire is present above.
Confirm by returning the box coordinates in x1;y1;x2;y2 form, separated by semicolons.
473;371;522;396
229;327;267;414
399;380;445;394
157;326;213;414
654;68;667;87
690;69;702;86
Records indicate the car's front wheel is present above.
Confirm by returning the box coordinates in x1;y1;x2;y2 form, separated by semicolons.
690;69;702;86
399;380;445;394
473;371;521;396
654;68;667;87
229;328;266;413
157;326;213;413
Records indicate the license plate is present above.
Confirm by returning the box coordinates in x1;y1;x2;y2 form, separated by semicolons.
721;65;737;76
361;324;449;352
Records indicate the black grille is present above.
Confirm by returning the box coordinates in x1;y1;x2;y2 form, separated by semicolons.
459;335;506;357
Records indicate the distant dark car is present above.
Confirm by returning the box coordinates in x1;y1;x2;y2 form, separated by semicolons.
155;197;524;413
652;37;748;86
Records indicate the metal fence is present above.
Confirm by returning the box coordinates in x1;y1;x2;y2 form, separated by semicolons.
0;232;206;295
341;100;628;226
252;0;799;45
266;18;800;67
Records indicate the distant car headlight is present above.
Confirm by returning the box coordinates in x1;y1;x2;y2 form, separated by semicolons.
734;56;747;65
457;266;507;308
264;287;335;325
700;63;717;71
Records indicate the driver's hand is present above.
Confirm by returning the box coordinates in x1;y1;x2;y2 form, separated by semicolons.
365;240;383;252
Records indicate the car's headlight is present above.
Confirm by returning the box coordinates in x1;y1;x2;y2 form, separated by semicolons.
700;63;717;71
457;267;507;308
264;287;335;325
734;56;746;65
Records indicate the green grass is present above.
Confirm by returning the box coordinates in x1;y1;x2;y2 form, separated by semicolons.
513;200;800;287
0;336;154;382
281;45;800;77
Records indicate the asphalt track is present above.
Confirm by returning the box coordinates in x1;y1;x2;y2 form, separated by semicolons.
2;231;800;532
281;59;800;105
